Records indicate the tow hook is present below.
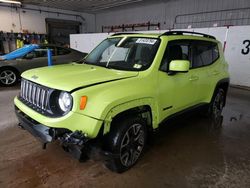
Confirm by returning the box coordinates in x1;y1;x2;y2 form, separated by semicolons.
18;123;25;130
59;131;89;161
60;131;88;146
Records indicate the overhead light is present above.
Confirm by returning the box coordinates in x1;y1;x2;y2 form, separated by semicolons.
0;0;21;4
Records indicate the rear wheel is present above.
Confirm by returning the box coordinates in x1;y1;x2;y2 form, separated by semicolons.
0;68;19;86
104;116;147;173
208;88;225;124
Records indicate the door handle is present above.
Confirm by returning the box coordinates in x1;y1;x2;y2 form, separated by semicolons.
189;76;199;81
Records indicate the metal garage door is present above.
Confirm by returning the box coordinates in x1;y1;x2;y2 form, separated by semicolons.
46;18;80;46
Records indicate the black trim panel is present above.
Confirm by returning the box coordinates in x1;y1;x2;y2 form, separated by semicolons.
160;103;208;125
215;78;230;88
15;106;53;143
212;77;230;106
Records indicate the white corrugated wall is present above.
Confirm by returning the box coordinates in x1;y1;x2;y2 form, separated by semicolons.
95;0;250;32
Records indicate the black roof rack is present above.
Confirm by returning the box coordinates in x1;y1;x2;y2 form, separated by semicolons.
160;31;216;39
111;32;142;36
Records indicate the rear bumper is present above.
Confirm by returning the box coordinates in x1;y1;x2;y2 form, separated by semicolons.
15;106;52;143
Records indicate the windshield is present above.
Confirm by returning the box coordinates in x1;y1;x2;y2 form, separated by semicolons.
83;37;160;71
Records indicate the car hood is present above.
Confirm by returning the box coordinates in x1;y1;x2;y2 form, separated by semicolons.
22;63;139;92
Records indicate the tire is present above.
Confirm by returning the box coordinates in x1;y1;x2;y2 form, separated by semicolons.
104;116;147;173
0;68;19;86
208;88;225;124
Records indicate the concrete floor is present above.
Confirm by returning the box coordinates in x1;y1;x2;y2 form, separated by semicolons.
0;86;250;188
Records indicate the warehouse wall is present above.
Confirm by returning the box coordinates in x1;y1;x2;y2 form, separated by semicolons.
96;0;250;32
0;4;95;33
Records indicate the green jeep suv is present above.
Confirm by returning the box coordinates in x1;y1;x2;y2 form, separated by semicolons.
14;31;230;172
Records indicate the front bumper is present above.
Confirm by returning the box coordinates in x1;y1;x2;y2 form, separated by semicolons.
15;107;53;143
15;101;116;161
14;97;103;138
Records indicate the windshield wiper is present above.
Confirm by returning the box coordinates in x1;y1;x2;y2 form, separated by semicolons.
82;60;113;70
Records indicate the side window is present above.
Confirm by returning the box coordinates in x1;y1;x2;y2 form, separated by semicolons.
57;47;71;56
25;48;47;58
160;40;191;72
36;46;56;56
44;46;56;56
191;41;219;68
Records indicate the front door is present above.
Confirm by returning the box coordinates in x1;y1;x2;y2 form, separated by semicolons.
158;40;199;121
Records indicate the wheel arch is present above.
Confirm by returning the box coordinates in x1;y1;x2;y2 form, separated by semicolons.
212;78;230;106
103;98;158;135
0;66;21;85
0;66;21;77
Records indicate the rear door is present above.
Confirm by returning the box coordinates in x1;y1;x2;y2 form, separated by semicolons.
190;40;220;102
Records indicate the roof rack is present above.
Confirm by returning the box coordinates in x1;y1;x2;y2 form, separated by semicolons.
111;32;142;36
160;31;216;39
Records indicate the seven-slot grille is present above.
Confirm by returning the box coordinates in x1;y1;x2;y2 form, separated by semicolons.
20;79;50;111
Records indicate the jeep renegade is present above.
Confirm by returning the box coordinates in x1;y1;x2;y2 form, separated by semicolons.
14;31;230;172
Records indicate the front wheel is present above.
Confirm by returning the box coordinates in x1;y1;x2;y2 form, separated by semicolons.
0;69;19;86
104;116;147;173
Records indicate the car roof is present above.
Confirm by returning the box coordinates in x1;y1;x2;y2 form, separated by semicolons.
109;31;218;42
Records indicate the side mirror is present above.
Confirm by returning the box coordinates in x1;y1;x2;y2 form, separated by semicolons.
169;60;190;73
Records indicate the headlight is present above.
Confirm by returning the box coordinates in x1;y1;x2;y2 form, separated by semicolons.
58;92;73;113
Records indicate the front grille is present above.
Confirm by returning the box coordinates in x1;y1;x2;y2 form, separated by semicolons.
20;79;51;114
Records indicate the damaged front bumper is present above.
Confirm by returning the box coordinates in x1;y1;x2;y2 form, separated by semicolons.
16;107;53;143
15;106;88;145
15;106;95;160
14;98;117;161
14;97;103;139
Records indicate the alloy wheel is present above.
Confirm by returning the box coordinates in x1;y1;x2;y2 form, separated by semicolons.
0;70;17;85
212;91;224;121
120;123;145;167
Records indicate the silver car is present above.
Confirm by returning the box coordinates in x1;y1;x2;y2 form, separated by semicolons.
0;44;86;86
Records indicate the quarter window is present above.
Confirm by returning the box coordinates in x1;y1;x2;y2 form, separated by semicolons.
192;41;219;68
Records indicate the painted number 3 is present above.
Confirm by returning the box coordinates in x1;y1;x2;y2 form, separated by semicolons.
241;40;250;55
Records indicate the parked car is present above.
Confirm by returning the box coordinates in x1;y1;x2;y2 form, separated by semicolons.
0;44;87;86
14;31;229;173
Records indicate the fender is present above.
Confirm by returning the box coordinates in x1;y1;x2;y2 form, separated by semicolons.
103;97;159;135
210;77;230;105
